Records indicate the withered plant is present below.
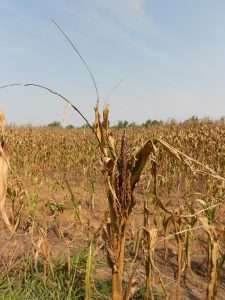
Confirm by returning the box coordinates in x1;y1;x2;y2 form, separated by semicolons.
95;105;155;299
0;112;13;233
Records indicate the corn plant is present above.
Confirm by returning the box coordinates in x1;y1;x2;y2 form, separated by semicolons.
0;112;14;233
94;105;157;300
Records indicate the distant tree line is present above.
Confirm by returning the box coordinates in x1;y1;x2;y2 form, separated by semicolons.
47;115;225;129
47;121;75;129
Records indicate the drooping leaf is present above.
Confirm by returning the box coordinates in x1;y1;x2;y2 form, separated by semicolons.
130;140;155;189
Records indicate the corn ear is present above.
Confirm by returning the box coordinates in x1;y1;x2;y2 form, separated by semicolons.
102;104;110;132
131;140;155;189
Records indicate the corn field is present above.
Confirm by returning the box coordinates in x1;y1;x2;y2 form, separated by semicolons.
0;110;225;299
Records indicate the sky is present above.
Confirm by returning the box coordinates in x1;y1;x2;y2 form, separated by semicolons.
0;0;225;126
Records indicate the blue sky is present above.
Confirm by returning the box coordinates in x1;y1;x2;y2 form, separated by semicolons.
0;0;225;126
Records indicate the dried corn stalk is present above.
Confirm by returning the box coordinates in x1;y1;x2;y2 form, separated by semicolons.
0;112;12;232
0;112;5;131
199;217;221;300
96;105;155;300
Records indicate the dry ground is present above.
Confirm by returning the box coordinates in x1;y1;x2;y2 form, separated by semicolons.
1;171;225;299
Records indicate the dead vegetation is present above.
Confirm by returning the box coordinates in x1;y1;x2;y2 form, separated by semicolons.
0;110;225;299
0;112;13;233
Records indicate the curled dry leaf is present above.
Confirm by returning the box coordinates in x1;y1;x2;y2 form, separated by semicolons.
0;112;5;129
131;140;155;189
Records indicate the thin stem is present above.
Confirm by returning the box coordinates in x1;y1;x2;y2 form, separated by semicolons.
51;19;100;106
0;83;22;89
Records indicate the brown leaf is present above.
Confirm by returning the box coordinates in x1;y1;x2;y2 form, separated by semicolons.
102;104;110;132
130;140;155;189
